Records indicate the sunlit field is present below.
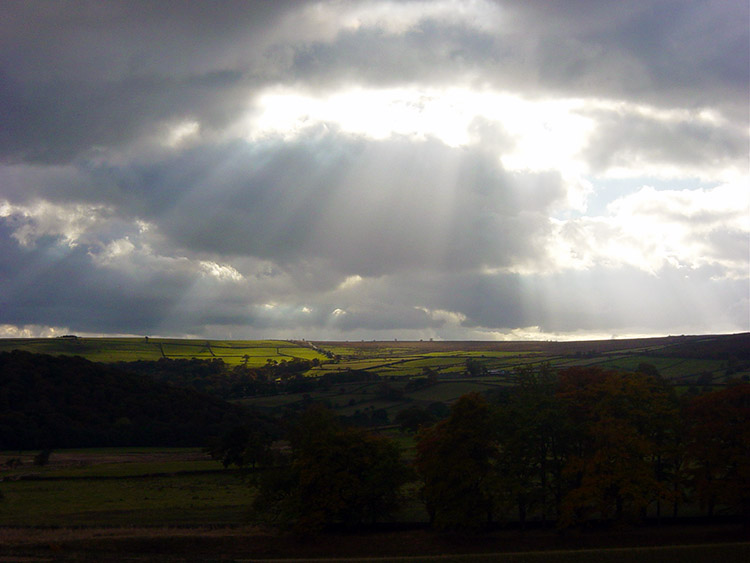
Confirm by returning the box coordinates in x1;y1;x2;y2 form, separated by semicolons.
0;337;326;366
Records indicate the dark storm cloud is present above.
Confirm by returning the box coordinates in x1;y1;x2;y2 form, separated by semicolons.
500;0;749;117
4;0;746;165
0;224;187;333
326;305;442;332
273;1;748;118
0;219;272;335
286;21;502;88
0;0;298;163
0;70;247;164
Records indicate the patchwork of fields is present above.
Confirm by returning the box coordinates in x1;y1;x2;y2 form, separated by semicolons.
2;334;746;383
2;334;747;424
0;337;325;366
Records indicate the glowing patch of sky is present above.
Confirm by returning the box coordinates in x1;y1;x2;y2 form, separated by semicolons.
246;87;593;177
245;85;738;191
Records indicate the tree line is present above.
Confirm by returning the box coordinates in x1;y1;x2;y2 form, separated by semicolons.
214;364;750;532
113;357;377;400
0;351;255;449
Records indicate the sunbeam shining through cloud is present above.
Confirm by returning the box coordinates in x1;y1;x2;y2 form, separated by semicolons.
0;0;748;340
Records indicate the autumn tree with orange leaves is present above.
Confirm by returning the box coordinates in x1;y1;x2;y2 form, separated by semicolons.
415;393;499;529
556;367;677;526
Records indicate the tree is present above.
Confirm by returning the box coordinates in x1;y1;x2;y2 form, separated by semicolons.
556;367;675;526
426;401;450;420
415;393;498;528
395;405;435;433
252;405;410;533
34;449;52;467
465;358;487;377
209;425;273;469
495;365;571;525
686;382;750;522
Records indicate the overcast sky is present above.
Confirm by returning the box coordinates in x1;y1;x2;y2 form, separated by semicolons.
1;0;748;341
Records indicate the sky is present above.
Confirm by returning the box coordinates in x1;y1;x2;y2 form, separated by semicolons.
1;0;748;341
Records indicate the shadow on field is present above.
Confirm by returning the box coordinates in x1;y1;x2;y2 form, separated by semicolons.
1;523;748;562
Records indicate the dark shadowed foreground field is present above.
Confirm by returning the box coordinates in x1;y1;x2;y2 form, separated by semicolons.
1;524;749;561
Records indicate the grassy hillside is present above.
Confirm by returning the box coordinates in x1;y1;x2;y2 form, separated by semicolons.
0;337;325;366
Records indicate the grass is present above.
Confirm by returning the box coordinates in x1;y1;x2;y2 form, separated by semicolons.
26;460;223;479
0;448;252;527
0;472;253;526
0;337;326;365
2;336;740;383
406;381;499;402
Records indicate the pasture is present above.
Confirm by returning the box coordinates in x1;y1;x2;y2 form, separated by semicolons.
310;335;747;385
0;337;326;366
0;448;251;527
2;448;747;561
2;334;745;384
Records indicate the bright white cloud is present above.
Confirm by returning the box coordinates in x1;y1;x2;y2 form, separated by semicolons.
164;120;201;148
414;306;467;325
246;86;594;168
199;260;244;282
246;85;740;188
279;0;502;41
545;180;750;278
0;199;113;247
97;237;136;262
0;324;71;338
337;274;363;290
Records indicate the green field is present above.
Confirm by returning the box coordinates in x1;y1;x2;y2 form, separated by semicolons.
0;337;326;366
1;446;747;559
313;336;749;383
0;449;251;527
2;334;745;381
